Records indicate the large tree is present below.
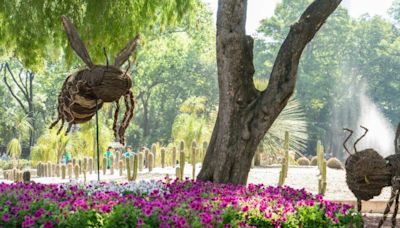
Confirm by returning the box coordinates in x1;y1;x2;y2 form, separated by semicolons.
197;0;342;184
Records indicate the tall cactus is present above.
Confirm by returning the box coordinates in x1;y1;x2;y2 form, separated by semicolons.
202;141;208;163
61;164;66;179
176;167;181;180
119;160;124;176
126;157;132;181
67;163;73;179
172;146;177;168
317;140;327;195
115;152;120;168
110;155;115;175
74;164;80;179
278;131;290;186
82;158;87;183
151;143;157;167
133;155;138;180
144;148;149;168
37;162;42;177
180;150;185;179
55;164;60;177
78;159;82;174
161;147;166;168
138;152;144;171
192;141;197;180
88;158;93;174
102;157;107;175
148;153;154;172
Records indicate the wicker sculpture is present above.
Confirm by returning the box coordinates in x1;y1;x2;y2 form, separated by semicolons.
344;124;400;227
50;16;140;144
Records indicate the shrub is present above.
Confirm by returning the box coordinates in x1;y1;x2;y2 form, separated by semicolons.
310;156;318;166
327;157;343;169
297;157;310;166
0;159;31;170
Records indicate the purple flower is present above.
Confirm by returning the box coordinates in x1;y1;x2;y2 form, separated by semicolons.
2;213;11;222
21;215;35;227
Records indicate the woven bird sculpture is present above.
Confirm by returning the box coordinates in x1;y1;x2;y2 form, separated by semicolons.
50;16;140;145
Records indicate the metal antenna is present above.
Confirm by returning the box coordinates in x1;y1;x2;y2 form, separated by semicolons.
354;126;368;153
343;128;353;155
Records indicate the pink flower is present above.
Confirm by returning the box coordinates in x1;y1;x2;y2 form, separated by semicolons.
43;221;54;228
2;213;11;222
21;215;35;227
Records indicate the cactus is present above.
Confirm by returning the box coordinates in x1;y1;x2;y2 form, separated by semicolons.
67;163;73;179
176;167;181;180
55;164;60;177
126;157;132;181
88;158;93;174
61;164;66;179
138;152;144;171
78;159;82;174
278;132;290;186
180;150;185;179
144;148;149;168
327;157;343;169
44;163;48;177
191;142;197;180
151;143;157;167
52;164;56;177
36;162;42;177
133;155;138;180
119;160;124;176
161;147;166;168
172;146;177;168
148;153;154;172
202;141;208;163
110;155;115;175
23;171;31;183
296;157;311;166
254;146;261;166
74;164;80;179
115;152;120;168
72;158;76;166
102;157;107;175
317;140;327;195
82;159;87;183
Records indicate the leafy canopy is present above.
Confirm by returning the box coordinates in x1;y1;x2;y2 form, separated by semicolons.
0;0;198;70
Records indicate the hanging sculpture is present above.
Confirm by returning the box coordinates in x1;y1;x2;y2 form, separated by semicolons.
50;16;140;145
343;123;400;227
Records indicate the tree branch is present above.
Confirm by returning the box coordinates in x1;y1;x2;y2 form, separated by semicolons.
3;65;28;113
260;0;342;114
5;63;29;100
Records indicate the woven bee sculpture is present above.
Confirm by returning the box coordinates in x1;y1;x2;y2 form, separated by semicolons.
343;123;400;227
50;16;140;145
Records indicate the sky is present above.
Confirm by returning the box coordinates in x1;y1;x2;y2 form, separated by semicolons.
203;0;396;34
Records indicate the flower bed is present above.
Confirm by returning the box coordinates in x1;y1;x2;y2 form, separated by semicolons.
0;179;362;227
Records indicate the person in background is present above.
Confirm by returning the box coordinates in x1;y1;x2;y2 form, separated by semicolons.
65;151;71;164
105;146;113;169
124;146;132;158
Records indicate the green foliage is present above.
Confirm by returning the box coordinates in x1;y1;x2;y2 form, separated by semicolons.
0;159;31;170
7;138;21;160
254;79;308;157
172;96;215;151
0;0;199;70
31;129;69;165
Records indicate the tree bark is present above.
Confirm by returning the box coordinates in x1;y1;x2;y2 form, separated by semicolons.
197;0;342;184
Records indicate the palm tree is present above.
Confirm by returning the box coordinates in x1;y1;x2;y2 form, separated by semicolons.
254;79;308;161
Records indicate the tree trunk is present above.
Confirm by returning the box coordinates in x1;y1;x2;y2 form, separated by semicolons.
197;0;342;184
